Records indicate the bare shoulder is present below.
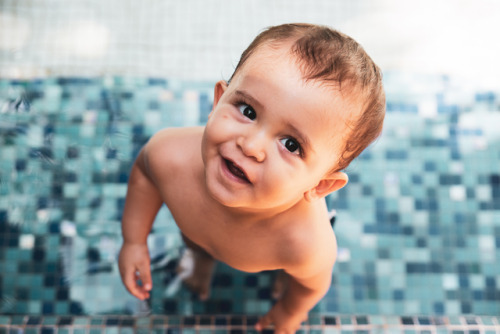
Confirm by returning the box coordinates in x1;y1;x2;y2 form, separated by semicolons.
143;126;204;182
278;204;337;279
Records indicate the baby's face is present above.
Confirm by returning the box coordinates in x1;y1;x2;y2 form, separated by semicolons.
202;44;354;211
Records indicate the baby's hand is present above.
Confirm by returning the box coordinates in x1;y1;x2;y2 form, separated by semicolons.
255;301;307;334
118;243;152;300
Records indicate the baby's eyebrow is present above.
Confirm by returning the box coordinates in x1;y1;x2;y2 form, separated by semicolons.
234;90;264;111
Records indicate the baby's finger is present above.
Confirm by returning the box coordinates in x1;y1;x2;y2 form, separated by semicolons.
137;264;153;292
125;268;149;300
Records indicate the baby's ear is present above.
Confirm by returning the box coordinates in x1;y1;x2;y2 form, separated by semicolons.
213;80;228;108
304;172;348;202
208;81;228;118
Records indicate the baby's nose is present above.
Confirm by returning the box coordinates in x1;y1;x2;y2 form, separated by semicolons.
237;131;267;162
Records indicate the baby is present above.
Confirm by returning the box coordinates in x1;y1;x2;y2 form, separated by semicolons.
118;23;385;333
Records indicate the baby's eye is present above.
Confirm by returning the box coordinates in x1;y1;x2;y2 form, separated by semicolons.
238;104;256;120
280;138;301;155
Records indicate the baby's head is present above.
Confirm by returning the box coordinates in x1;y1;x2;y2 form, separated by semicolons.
228;23;385;172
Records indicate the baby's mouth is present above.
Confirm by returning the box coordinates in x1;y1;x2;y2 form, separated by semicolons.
224;159;250;183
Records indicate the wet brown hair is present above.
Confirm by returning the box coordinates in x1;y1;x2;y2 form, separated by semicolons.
229;23;386;171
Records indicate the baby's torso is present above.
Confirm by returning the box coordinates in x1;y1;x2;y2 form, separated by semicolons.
167;199;281;272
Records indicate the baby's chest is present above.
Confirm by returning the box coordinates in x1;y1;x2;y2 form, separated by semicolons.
170;210;282;272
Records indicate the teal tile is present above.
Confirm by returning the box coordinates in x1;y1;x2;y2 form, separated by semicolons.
56;329;70;334
91;317;105;326
135;329;151;334
10;316;25;325
90;329;104;334
105;328;119;334
119;328;135;334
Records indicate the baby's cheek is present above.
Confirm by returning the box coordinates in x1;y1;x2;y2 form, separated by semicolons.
205;127;223;144
207;119;233;142
204;119;220;139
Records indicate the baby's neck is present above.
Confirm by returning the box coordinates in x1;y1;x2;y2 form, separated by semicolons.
211;195;312;226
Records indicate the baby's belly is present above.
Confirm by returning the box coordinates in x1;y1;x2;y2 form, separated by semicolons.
169;208;280;273
181;225;276;273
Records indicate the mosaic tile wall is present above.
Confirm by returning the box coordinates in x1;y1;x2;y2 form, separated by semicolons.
0;74;499;319
2;314;500;333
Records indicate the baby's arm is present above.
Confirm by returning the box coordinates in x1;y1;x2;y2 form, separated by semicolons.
256;238;336;333
118;144;163;300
